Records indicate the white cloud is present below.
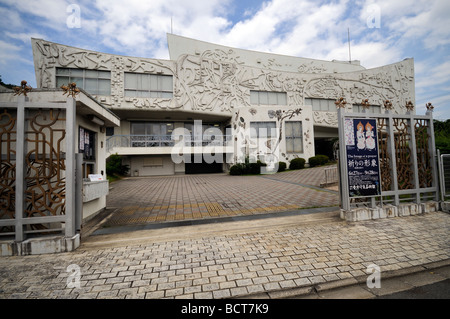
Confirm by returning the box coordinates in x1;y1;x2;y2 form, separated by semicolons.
4;32;46;44
0;40;30;66
1;0;71;29
361;0;450;49
416;60;450;89
0;0;448;118
0;6;23;29
91;0;232;57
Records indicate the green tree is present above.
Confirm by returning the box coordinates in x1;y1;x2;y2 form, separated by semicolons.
0;75;15;89
434;119;450;154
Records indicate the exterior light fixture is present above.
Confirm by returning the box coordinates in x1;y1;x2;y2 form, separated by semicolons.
88;115;105;126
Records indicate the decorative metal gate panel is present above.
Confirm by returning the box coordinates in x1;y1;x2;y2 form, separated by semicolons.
0;96;78;242
0;109;17;234
25;109;66;219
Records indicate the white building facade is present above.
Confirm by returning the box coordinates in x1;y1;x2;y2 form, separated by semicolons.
31;34;415;176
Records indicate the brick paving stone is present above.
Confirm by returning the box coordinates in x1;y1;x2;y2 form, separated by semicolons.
103;167;339;227
194;291;213;299
213;289;231;299
0;208;448;300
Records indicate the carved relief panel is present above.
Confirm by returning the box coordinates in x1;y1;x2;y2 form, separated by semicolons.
32;39;415;120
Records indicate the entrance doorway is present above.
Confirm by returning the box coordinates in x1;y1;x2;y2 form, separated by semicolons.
185;154;224;174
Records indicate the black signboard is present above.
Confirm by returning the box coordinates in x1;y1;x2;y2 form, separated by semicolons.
344;118;381;197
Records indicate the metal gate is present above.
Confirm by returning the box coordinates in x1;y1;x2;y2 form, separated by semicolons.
0;95;79;246
438;152;450;202
337;100;439;212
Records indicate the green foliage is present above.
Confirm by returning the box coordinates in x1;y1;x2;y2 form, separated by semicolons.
308;155;329;167
0;75;15;89
106;154;129;176
434;119;450;154
229;158;267;175
289;157;306;170
278;161;287;172
230;163;245;175
248;162;262;174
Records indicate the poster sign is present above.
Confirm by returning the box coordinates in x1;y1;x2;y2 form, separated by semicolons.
79;127;85;151
344;118;381;197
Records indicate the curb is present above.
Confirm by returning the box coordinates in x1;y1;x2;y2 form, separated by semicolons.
233;259;450;299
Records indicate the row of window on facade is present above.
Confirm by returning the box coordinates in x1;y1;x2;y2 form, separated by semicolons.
55;68;381;112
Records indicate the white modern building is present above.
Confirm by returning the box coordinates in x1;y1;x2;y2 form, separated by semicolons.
31;34;415;176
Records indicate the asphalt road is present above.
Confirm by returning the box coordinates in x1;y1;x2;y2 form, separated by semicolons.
377;279;450;299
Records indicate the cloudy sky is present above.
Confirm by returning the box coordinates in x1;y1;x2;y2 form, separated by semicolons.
0;0;449;119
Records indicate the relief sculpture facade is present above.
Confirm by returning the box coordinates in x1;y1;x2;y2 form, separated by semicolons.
31;34;415;176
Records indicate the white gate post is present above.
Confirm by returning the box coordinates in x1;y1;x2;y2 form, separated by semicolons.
65;97;76;237
15;96;26;242
337;106;350;211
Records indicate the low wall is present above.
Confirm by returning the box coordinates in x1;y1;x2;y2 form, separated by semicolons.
340;201;440;222
0;234;80;256
441;201;450;213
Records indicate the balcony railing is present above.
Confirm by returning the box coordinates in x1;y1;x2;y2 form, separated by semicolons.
106;135;233;153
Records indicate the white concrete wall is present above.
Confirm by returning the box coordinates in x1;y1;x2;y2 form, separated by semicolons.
233;105;314;165
130;155;175;176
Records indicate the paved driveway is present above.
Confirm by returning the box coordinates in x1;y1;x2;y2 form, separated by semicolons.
102;165;339;229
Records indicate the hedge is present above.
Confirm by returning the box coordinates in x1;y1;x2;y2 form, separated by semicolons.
278;161;287;172
308;155;329;167
289;157;306;170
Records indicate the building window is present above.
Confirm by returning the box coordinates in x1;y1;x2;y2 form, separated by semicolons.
285;121;303;153
250;121;277;138
352;104;381;114
130;122;174;147
304;98;337;112
56;68;111;95
250;91;287;105
124;73;173;98
106;127;114;136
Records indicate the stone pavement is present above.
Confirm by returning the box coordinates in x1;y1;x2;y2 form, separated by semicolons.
0;209;449;299
103;165;339;227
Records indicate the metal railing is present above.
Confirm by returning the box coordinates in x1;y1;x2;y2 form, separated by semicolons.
438;151;450;201
323;166;338;186
106;134;233;153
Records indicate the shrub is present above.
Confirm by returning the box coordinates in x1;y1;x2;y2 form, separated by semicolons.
106;154;129;176
278;161;287;172
308;155;329;167
289;158;306;170
229;164;244;175
248;162;261;175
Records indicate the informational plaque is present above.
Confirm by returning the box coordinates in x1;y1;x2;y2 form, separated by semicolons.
88;174;104;181
344;118;381;197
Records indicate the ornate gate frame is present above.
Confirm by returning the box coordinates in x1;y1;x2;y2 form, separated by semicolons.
0;95;80;252
337;100;440;220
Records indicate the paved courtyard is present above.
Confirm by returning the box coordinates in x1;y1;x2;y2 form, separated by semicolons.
0;210;448;299
103;165;339;229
